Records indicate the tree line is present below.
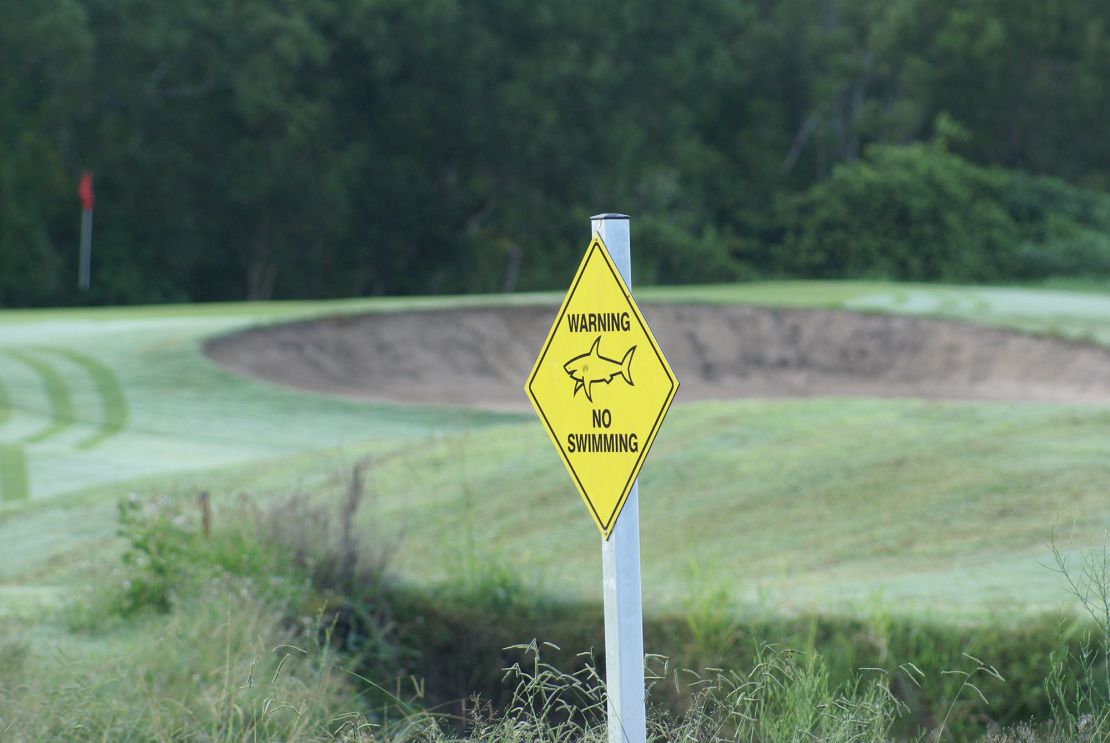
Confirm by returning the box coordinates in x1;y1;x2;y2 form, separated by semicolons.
3;0;1110;306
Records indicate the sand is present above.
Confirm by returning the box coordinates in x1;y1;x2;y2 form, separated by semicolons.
204;304;1110;409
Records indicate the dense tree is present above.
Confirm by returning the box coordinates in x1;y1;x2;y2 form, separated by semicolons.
2;0;1109;306
0;0;91;305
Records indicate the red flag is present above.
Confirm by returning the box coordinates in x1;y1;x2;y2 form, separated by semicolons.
77;171;94;211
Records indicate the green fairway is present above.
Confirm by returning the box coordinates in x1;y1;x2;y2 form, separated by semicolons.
87;397;1100;622
0;300;516;503
646;281;1110;345
1;280;1108;623
403;399;1110;619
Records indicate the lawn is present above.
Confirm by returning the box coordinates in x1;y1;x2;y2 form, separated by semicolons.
1;280;1108;623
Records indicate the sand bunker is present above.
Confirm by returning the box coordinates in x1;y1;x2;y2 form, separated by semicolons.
205;305;1110;408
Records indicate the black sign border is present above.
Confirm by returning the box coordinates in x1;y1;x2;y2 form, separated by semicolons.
526;237;679;537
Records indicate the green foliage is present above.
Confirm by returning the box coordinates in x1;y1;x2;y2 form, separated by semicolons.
356;570;1109;738
777;142;1110;282
114;493;191;614
0;0;89;307
681;568;742;672
1003;173;1110;280
5;471;1110;739
778;142;1019;281
457;640;904;742
1044;533;1110;737
105;492;314;619
5;0;1110;305
693;645;904;742
2;578;375;741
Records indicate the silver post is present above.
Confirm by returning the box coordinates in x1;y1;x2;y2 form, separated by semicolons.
592;213;647;743
79;208;92;291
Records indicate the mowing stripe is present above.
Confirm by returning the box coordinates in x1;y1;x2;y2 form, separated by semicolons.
47;349;129;449
9;351;76;444
0;376;10;427
0;374;23;501
0;444;28;502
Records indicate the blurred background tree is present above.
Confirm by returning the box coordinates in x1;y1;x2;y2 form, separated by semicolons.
2;0;1109;306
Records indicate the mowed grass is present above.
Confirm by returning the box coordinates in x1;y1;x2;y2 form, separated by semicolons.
1;280;1107;503
0;280;1108;623
156;397;1108;622
0;308;515;503
647;281;1110;345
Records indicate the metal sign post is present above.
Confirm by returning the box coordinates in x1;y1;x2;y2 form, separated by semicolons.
525;213;677;743
594;214;647;743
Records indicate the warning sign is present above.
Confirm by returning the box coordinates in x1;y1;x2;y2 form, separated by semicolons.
525;234;678;538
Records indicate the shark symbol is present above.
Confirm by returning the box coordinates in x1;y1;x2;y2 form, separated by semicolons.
563;336;635;403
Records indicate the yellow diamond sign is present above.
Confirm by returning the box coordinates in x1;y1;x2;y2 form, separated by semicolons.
525;234;679;539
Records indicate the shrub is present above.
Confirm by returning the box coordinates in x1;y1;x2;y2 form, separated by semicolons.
778;143;1017;282
775;143;1110;283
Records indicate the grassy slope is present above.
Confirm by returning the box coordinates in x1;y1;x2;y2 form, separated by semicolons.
150;398;1107;622
1;281;1108;622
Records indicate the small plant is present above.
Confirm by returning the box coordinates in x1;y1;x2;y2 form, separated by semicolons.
104;490;312;619
682;570;741;672
260;459;394;600
453;641;907;743
1040;529;1110;739
115;492;198;614
1048;530;1110;699
495;640;608;740
932;653;1004;741
692;644;906;742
